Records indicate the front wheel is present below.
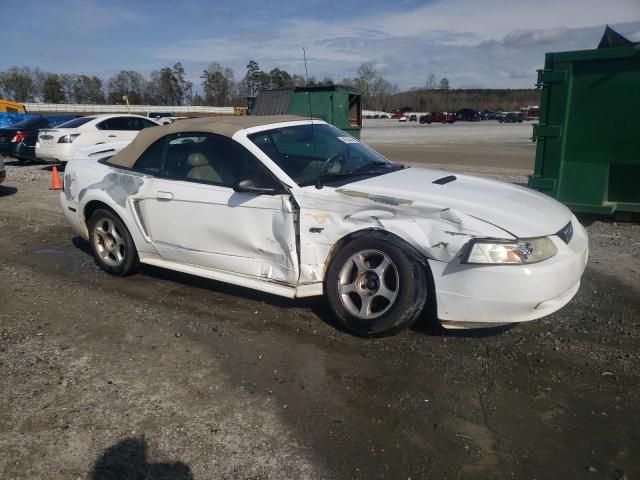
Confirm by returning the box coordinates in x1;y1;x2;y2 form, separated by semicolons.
88;209;139;276
325;236;429;336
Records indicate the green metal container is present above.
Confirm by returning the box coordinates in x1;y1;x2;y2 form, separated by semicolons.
528;43;640;214
251;85;362;138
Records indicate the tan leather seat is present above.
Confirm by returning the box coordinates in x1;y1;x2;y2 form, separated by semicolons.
186;152;222;183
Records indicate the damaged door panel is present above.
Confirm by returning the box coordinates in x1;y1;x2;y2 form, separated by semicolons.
142;177;299;284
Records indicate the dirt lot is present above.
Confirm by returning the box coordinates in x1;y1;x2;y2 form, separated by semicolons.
1;122;639;479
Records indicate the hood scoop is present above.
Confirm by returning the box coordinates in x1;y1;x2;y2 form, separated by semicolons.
432;175;457;185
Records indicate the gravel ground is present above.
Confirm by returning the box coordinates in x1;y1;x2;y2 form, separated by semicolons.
0;134;639;480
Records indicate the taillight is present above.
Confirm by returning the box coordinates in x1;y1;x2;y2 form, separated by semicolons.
58;134;80;143
11;131;29;143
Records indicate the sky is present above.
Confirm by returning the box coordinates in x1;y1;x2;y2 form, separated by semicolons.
1;0;639;90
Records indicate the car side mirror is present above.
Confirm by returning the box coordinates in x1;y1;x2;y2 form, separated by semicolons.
233;178;281;195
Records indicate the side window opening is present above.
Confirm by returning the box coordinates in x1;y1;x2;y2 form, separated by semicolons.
162;133;277;189
98;117;129;131
130;132;280;189
132;138;166;175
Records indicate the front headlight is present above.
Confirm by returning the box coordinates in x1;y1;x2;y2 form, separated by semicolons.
462;237;557;265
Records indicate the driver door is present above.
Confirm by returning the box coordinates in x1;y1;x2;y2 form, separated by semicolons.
138;132;299;285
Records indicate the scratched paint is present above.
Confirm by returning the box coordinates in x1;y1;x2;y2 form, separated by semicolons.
78;172;144;207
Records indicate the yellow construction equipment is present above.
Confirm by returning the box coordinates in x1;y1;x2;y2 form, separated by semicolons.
0;99;26;113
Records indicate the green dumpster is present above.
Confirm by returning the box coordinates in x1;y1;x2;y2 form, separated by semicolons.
251;85;362;138
528;28;640;214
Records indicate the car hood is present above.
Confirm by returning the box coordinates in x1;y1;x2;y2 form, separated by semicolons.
340;167;572;238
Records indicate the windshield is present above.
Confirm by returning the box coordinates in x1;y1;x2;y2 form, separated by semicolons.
248;123;398;186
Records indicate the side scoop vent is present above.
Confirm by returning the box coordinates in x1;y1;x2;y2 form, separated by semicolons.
432;175;457;185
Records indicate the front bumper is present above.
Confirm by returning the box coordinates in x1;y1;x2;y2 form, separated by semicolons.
428;217;588;328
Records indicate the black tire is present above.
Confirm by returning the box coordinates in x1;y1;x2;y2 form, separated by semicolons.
88;208;139;276
325;235;429;337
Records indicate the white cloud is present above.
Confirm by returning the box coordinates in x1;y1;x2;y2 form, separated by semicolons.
37;0;140;33
154;0;640;88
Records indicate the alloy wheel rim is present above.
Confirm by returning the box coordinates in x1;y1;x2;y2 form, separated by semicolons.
337;249;399;320
93;218;125;267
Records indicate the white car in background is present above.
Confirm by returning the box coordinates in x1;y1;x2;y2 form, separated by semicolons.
36;114;159;163
147;112;178;125
59;116;588;337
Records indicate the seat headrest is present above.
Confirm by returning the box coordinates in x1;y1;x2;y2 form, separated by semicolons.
187;152;208;167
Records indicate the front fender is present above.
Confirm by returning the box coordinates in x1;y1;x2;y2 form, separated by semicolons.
295;190;511;284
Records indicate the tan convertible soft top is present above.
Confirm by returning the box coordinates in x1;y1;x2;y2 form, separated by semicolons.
109;115;307;168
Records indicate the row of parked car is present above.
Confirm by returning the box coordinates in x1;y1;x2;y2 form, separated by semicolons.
0;113;170;164
398;109;525;124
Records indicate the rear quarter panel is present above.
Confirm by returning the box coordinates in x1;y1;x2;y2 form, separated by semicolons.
64;160;155;254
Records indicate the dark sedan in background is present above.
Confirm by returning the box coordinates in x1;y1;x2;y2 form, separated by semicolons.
419;112;456;124
0;115;78;163
456;108;481;121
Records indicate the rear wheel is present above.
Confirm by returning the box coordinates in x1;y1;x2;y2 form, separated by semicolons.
88;209;139;276
325;236;428;336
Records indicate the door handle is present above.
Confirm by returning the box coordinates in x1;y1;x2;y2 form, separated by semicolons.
108;135;117;138
156;191;174;201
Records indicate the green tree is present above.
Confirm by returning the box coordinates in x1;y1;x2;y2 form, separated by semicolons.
353;62;377;99
107;70;146;104
42;74;65;103
352;63;393;109
0;66;37;102
438;77;450;90
172;63;192;105
60;74;77;103
244;60;262;97
74;75;105;103
201;62;235;106
158;67;182;105
268;68;292;89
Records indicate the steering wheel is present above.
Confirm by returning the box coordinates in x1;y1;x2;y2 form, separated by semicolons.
318;153;346;176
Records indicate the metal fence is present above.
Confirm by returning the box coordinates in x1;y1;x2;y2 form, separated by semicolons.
24;103;235;115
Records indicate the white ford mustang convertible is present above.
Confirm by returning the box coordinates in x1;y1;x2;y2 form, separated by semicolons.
60;116;588;336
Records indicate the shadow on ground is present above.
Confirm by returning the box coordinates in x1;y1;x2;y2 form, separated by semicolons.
577;212;639;226
91;438;192;480
70;235;517;339
0;185;17;197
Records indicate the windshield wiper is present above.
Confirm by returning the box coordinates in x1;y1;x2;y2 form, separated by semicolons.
302;165;400;188
300;172;364;187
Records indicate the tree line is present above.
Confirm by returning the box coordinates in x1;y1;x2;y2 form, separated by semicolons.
0;61;338;107
0;61;538;111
